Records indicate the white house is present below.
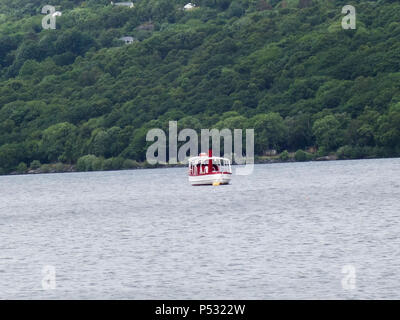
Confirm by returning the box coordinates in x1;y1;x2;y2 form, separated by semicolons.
111;2;134;8
119;36;137;45
183;3;197;11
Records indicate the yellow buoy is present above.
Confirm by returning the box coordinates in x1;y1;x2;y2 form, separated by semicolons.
213;182;221;186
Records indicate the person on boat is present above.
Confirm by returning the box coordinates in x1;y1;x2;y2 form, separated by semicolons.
196;163;207;174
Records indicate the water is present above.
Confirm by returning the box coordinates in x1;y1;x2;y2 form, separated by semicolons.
0;158;399;299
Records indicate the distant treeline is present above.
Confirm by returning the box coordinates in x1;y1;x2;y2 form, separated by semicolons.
0;0;400;174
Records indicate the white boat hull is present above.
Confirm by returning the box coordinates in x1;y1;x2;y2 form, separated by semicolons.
189;173;232;186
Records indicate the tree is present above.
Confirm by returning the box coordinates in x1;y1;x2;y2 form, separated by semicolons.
251;113;288;154
40;122;78;162
285;113;313;150
77;154;103;171
377;103;400;151
55;30;95;56
16;162;27;173
89;129;110;157
0;143;23;170
121;128;149;161
312;115;341;151
295;149;307;162
298;0;313;9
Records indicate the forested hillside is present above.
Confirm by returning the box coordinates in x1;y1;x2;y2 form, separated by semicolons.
0;0;400;174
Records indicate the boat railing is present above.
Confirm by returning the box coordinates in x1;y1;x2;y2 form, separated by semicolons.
188;157;232;175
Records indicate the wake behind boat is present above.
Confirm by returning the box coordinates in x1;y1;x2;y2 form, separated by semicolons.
188;150;232;186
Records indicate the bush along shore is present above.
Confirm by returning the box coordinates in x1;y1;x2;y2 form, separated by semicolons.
6;157;162;175
6;147;395;176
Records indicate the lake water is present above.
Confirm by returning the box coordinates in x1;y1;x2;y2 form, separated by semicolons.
0;158;399;299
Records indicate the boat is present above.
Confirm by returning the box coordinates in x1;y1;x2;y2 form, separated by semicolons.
188;150;232;186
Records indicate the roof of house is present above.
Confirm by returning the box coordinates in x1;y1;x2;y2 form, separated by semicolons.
111;2;134;8
184;3;196;9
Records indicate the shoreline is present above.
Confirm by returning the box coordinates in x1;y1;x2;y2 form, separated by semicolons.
4;154;398;177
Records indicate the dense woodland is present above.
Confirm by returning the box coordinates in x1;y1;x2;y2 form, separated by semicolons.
0;0;399;174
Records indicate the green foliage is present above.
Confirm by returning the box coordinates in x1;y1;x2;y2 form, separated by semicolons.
103;157;125;170
0;0;400;174
294;149;313;161
316;146;327;157
376;102;400;151
279;150;289;161
40;163;51;173
252;112;288;153
76;154;101;171
30;160;41;169
122;159;139;169
337;145;351;160
17;162;27;173
54;162;65;172
40;122;77;163
312;115;342;151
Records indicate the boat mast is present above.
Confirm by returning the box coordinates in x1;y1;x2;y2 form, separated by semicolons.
208;149;213;173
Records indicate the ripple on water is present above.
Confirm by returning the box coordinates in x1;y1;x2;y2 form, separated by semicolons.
0;159;400;299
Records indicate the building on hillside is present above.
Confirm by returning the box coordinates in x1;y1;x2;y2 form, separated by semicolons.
119;36;137;45
264;150;277;156
183;3;197;11
307;146;317;154
111;2;134;8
